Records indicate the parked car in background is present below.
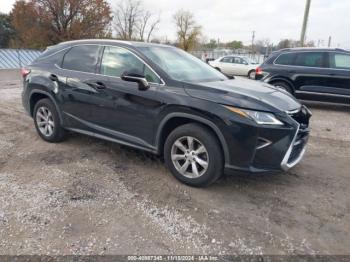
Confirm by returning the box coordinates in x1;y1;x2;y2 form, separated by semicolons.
209;55;259;78
255;48;350;103
22;39;311;187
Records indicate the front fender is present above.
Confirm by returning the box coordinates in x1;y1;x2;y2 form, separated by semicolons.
155;111;230;164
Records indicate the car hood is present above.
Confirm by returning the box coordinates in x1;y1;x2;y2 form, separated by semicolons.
184;77;301;113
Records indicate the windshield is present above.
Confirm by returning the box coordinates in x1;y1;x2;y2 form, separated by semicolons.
138;46;227;82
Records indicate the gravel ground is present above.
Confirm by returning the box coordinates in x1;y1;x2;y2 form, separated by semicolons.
0;71;349;255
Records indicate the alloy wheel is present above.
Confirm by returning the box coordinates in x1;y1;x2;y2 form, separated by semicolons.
36;106;55;137
171;136;209;178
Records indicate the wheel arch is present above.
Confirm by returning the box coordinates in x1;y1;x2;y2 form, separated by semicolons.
155;113;230;164
268;77;295;92
29;90;63;124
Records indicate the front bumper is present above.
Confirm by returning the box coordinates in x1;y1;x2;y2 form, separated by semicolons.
222;106;311;174
281;123;309;171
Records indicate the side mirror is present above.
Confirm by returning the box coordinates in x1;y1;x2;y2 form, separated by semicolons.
121;71;149;91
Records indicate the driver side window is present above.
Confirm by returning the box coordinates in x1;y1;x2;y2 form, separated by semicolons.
100;46;160;83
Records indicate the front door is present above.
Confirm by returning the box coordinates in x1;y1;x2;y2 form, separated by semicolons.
86;45;164;149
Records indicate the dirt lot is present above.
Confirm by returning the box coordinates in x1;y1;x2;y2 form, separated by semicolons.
0;70;349;255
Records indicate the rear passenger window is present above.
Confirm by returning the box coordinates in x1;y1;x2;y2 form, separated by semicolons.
274;53;296;65
331;53;350;69
233;57;243;64
62;45;101;73
294;52;324;67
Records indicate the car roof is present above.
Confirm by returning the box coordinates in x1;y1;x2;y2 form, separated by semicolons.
220;55;248;58
277;47;350;53
56;39;173;48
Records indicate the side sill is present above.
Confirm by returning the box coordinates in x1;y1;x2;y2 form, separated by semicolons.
65;127;158;154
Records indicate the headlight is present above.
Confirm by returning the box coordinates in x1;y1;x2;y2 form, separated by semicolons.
224;106;284;126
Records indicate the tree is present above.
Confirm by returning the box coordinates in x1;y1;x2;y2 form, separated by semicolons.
202;39;217;49
277;39;299;49
113;0;160;41
10;0;112;48
254;38;271;53
9;0;45;48
173;9;202;51
225;40;243;50
0;13;16;48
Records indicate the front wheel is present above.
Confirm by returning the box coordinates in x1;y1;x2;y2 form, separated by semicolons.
164;123;224;187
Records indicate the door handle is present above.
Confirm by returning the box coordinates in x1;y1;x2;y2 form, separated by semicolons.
86;81;106;89
49;74;58;82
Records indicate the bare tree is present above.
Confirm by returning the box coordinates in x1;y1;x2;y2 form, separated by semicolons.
113;0;159;42
173;9;201;51
138;10;160;42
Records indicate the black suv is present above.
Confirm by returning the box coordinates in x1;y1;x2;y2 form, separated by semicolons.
22;39;311;187
256;48;350;103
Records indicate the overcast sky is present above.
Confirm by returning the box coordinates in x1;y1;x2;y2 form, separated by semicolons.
1;0;349;48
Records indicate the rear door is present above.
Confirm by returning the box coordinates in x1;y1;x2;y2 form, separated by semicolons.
326;52;350;96
232;57;248;75
290;51;330;93
58;44;103;130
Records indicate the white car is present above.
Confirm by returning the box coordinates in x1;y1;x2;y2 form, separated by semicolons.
209;56;260;79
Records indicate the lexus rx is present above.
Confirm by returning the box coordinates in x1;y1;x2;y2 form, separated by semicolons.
22;40;311;187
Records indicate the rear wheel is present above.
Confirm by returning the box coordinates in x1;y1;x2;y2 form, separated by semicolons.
214;67;221;72
33;98;66;142
271;81;293;94
248;70;255;79
164;123;223;187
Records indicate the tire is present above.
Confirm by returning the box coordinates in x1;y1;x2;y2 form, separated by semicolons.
164;123;224;187
271;81;293;94
214;67;221;72
33;98;66;143
248;70;255;79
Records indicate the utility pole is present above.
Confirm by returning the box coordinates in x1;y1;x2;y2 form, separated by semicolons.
300;0;311;47
328;36;332;47
251;30;255;53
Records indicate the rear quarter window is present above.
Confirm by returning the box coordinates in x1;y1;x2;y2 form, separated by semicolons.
330;53;350;70
35;50;65;66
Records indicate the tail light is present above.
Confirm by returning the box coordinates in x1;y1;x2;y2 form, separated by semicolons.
255;67;263;75
21;68;31;78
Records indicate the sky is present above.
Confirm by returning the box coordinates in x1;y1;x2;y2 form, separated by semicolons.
1;0;349;48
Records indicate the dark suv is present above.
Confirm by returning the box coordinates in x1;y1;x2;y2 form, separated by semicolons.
256;48;350;103
22;39;311;187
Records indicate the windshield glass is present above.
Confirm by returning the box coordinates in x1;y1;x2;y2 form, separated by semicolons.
138;46;227;82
